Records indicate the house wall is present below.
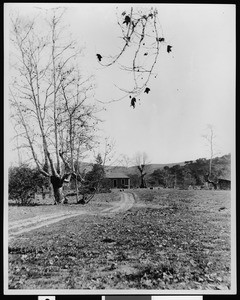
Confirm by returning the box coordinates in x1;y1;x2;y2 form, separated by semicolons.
109;178;130;189
218;179;231;190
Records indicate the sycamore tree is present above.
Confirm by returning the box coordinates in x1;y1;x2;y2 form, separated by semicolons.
202;124;220;189
96;6;171;107
135;152;150;188
9;8;99;204
9;5;168;204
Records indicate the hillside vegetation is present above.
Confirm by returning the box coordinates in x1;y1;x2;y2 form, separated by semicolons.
106;154;231;189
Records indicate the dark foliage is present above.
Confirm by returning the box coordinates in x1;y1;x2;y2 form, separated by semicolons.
9;165;49;205
82;154;110;194
147;154;231;189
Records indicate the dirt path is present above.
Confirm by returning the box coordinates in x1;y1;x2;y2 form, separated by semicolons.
8;192;135;238
8;211;87;238
100;192;135;214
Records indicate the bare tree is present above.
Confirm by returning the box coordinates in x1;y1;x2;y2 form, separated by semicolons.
74;138;116;204
202;124;220;189
101;137;117;167
9;8;99;204
135;152;150;188
96;6;171;106
119;154;132;168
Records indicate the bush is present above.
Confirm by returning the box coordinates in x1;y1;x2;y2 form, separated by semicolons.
8;165;49;205
82;154;111;194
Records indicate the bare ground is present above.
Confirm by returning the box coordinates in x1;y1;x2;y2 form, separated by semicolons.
7;189;232;291
8;192;135;239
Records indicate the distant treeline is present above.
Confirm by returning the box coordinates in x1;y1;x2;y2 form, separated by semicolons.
128;154;231;189
8;154;231;206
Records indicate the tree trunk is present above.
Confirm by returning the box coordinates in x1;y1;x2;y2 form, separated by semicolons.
53;186;64;204
205;174;218;190
50;175;67;204
75;176;79;203
140;174;146;188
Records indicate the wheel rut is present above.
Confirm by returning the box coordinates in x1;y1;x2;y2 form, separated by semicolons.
8;192;135;238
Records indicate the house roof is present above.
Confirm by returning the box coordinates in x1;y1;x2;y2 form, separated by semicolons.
105;172;130;179
218;177;231;182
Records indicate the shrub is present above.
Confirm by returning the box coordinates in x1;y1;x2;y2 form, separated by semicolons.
8;165;49;205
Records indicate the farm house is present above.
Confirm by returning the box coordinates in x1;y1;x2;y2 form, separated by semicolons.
105;172;130;189
218;177;231;190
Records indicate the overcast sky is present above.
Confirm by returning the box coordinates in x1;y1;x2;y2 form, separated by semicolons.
5;3;235;165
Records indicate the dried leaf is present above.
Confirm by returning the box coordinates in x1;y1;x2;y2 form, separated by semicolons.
96;54;102;61
123;15;131;26
130;97;136;108
167;45;172;53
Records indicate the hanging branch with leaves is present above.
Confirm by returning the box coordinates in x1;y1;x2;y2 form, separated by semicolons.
96;6;173;107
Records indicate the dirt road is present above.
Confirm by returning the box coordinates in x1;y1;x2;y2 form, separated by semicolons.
101;192;135;214
8;192;135;238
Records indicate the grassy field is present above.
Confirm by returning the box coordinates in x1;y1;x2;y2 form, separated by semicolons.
8;189;232;291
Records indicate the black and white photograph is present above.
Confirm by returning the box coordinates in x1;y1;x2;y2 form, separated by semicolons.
4;3;236;295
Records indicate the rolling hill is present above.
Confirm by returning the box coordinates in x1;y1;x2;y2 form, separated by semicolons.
81;153;231;181
104;161;187;176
